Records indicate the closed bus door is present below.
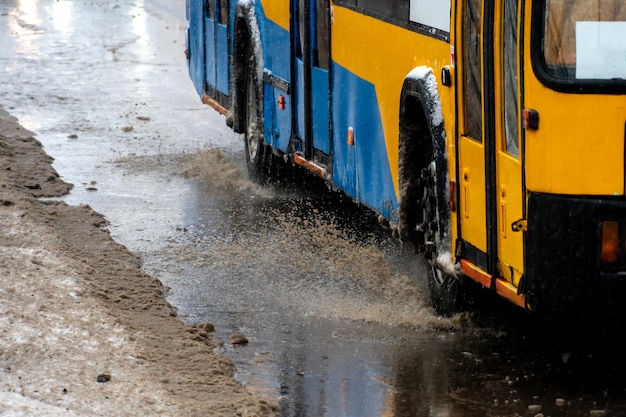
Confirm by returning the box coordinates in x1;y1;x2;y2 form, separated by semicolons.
294;0;331;159
204;0;229;100
457;0;524;286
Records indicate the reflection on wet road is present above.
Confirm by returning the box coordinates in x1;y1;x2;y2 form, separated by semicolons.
3;1;626;416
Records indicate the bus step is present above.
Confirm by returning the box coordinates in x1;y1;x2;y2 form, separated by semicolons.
292;153;330;181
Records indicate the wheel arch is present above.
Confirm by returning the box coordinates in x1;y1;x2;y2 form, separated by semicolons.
397;67;451;254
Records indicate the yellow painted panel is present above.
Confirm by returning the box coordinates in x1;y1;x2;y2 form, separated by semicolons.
493;0;524;285
524;93;626;195
522;6;626;196
458;136;487;252
260;0;290;30
496;152;524;285
331;4;453;197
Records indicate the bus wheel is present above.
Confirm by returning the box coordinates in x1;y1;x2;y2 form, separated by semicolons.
428;263;462;316
420;161;463;316
244;57;271;183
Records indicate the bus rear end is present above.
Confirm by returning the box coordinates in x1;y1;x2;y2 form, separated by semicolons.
523;0;626;312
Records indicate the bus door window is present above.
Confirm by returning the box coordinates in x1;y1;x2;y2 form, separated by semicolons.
503;0;519;157
311;0;331;156
297;0;305;58
315;0;330;70
297;0;330;69
205;0;215;19
218;0;228;24
463;0;483;141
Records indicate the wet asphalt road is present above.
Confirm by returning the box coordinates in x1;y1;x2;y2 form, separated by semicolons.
3;1;626;416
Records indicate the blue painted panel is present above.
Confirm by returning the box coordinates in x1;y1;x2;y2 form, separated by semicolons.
332;63;398;221
263;85;292;152
187;0;205;96
263;85;275;148
256;5;291;80
216;23;229;94
312;67;330;155
292;60;330;155
294;59;305;145
274;90;291;151
256;5;292;153
204;17;216;90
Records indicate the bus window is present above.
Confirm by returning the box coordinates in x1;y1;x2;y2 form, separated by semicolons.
463;0;483;141
297;0;305;58
503;0;518;156
205;0;215;19
410;0;451;32
357;0;408;22
218;0;228;25
543;0;626;80
336;0;356;7
296;1;329;69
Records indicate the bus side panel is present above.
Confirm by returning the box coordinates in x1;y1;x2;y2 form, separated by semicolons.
257;2;290;80
257;2;292;152
216;20;229;95
332;5;452;194
204;14;216;91
263;82;292;151
312;67;331;155
332;63;399;221
294;60;305;145
187;0;205;97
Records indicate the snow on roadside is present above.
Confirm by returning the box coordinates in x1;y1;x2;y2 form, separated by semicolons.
0;106;276;416
0;201;185;416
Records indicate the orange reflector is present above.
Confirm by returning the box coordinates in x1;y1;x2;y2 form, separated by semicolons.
522;108;539;130
347;127;354;146
449;180;456;212
278;95;286;110
601;221;619;263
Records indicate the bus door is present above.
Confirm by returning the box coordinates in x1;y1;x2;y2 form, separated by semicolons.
294;0;331;159
457;0;525;287
204;0;229;101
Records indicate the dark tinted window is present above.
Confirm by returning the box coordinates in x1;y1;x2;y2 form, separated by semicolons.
354;0;408;23
333;0;448;40
463;0;483;141
218;0;228;25
316;0;331;69
205;0;215;19
503;0;519;156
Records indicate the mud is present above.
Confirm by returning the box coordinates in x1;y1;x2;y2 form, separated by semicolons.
109;146;456;331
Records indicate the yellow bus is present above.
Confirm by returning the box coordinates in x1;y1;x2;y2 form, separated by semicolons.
186;0;626;315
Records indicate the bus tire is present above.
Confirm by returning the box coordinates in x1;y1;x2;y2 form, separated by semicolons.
420;161;464;316
243;54;272;183
428;264;462;317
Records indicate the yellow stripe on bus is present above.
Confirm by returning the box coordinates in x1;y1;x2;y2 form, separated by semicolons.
259;1;455;198
332;5;451;196
260;0;290;30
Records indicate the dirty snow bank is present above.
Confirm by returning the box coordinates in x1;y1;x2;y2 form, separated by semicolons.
0;107;276;416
